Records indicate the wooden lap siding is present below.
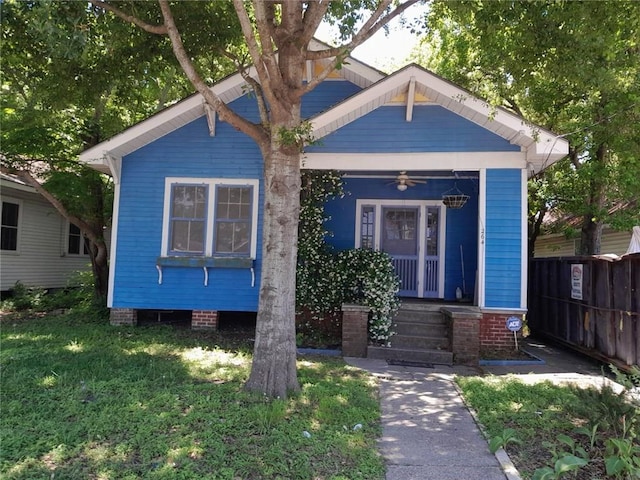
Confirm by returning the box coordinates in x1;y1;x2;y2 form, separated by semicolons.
484;169;523;308
306;105;523;153
111;81;361;312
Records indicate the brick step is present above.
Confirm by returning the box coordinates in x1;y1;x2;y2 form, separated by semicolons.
390;334;450;350
393;321;448;337
393;310;447;325
367;345;453;366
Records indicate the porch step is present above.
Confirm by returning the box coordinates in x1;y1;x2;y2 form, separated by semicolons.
390;334;449;350
367;345;453;366
393;321;448;337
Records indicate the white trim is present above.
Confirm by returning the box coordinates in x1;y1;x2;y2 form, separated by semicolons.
107;181;121;307
0;197;23;255
520;168;528;309
478;169;486;308
355;199;445;298
303;152;526;171
406;76;416;122
0;177;36;194
480;307;528;315
161;177;259;258
204;103;216;137
308;64;568;171
105;154;121;184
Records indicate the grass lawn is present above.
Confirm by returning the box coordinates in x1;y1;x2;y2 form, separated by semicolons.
1;312;384;480
457;375;640;479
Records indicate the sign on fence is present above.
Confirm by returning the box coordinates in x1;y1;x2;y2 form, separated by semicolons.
571;264;583;300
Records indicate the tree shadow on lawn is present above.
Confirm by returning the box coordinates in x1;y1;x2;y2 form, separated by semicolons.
1;313;384;480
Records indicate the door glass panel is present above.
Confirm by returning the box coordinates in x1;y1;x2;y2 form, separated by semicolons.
382;208;417;256
425;207;439;256
360;206;375;249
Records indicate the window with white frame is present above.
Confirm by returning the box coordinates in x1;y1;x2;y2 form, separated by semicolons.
162;178;259;258
68;223;90;255
1;200;20;251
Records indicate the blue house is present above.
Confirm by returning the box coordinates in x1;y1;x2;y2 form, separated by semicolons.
80;51;568;352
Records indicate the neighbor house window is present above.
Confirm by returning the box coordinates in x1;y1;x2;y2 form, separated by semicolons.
68;223;90;255
1;201;20;251
162;178;259;258
169;184;208;255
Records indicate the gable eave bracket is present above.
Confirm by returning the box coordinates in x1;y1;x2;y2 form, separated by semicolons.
204;102;216;137
104;152;121;184
406;76;416;122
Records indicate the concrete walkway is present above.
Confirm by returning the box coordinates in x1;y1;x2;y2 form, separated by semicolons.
345;339;615;480
346;358;511;480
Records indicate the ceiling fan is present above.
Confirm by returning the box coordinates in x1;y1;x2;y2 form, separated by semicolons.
390;171;426;191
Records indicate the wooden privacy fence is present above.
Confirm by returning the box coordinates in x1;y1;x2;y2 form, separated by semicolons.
528;254;640;367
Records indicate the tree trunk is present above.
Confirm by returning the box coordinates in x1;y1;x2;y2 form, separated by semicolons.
245;139;302;398
580;144;607;255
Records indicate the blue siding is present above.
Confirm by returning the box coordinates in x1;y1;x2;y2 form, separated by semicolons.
484;169;523;308
324;177;478;300
112;81;362;311
307;105;521;153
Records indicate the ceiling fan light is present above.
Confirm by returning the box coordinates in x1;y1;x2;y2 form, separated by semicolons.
397;183;408;192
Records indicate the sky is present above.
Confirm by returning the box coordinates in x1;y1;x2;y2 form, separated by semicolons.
315;3;430;72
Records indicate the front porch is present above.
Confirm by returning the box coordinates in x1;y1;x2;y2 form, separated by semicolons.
342;300;523;366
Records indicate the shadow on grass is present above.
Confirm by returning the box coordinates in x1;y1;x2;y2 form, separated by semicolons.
1;313;384;480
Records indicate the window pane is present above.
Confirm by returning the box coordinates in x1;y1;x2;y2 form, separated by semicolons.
69;224;82;254
360;206;375;250
214;186;252;255
216;221;250;254
169;185;207;255
172;185;207;219
69;234;81;254
1;227;17;251
1;202;19;251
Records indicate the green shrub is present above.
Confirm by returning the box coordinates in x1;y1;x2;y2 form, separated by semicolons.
1;271;108;320
296;171;400;345
1;281;47;311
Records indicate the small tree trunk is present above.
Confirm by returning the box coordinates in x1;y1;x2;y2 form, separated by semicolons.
88;239;109;300
245;141;301;398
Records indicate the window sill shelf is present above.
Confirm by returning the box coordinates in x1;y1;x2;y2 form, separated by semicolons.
155;256;256;287
157;256;254;269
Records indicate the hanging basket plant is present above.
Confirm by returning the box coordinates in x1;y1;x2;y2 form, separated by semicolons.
442;184;469;209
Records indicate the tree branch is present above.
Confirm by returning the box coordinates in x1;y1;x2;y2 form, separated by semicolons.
158;0;267;144
301;1;331;45
299;0;421;97
305;0;422;61
0;165;99;244
232;0;280;108
91;1;167;34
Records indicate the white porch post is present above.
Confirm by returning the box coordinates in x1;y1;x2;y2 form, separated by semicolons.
520;168;528;309
477;168;486;308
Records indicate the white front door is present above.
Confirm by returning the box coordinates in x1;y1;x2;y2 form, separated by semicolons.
356;200;445;298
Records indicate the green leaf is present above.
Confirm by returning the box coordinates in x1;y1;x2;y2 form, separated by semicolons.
605;456;625;476
531;466;555;480
555;455;588;473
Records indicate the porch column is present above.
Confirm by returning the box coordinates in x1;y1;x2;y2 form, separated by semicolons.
441;306;482;365
341;304;370;357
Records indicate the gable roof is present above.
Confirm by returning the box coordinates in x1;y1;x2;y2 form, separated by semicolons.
80;48;568;177
309;64;568;175
79;40;385;174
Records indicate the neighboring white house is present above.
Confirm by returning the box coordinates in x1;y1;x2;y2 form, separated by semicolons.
534;227;633;257
0;173;93;292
